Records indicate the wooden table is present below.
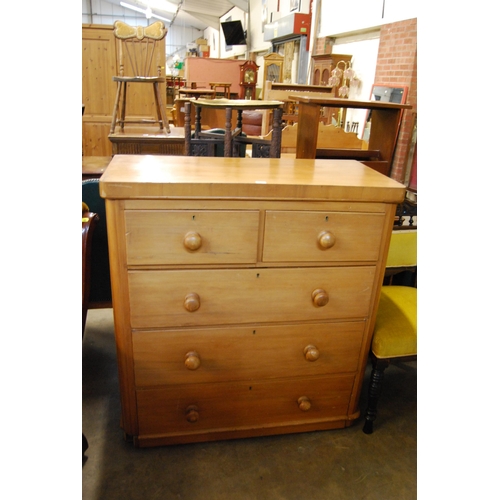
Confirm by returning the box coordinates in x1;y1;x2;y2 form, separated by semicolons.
82;156;112;179
99;155;405;447
179;88;216;99
294;96;412;175
108;126;185;155
209;82;231;98
185;98;284;157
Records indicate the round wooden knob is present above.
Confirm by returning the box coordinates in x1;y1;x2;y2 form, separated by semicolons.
312;288;329;307
304;344;320;361
185;351;201;370
318;230;335;249
184;231;202;251
184;292;200;312
185;405;199;423
297;396;311;412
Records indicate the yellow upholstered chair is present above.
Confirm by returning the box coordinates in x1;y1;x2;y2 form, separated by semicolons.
110;20;170;134
363;228;417;434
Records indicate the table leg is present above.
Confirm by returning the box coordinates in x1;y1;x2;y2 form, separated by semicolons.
184;101;192;156
194;105;202;138
224;107;232;157
236;109;243;130
295;102;321;159
369;108;402;164
270;107;283;158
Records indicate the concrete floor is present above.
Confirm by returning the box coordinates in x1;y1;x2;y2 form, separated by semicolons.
83;308;417;500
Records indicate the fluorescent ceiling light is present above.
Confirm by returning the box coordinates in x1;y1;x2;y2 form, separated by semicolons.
147;1;178;13
120;2;144;14
120;2;171;22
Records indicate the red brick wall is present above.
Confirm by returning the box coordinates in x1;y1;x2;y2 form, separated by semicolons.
374;18;417;183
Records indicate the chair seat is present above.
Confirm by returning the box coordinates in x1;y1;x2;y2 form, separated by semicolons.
371;286;417;359
112;76;165;83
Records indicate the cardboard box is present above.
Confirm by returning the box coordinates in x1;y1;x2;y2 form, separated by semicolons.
195;38;207;45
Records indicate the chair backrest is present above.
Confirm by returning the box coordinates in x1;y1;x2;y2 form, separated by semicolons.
113;21;167;78
386;230;417;268
384;227;417;287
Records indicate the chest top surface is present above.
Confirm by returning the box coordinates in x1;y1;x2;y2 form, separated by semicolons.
99;155;405;203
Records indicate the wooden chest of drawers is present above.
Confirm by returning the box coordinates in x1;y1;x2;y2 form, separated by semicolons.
99;155;405;447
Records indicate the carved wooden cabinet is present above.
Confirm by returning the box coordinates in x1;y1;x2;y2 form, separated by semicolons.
100;155;405;447
311;54;352;125
311;54;352;87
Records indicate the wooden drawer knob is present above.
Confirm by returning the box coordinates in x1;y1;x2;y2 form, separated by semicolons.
297;396;311;412
184;231;202;251
312;288;329;307
185;405;199;423
304;344;320;361
184;292;200;312
185;351;201;370
318;230;336;249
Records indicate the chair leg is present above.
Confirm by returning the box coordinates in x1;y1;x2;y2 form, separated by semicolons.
153;82;171;134
120;83;127;131
110;81;122;134
363;355;390;434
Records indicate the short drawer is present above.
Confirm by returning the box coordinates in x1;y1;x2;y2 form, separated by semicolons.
133;321;365;387
136;374;355;438
124;210;260;265
262;211;385;262
128;266;376;328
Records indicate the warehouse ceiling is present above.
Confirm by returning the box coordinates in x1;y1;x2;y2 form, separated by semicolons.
105;0;249;31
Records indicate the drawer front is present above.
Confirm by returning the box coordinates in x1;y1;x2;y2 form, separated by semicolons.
128;266;376;328
133;321;365;387
262;211;385;262
136;375;355;437
124;210;260;265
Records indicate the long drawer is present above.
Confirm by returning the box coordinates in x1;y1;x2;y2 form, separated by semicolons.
124;210;260;265
133;321;365;387
263;210;385;262
136;374;355;437
128;266;376;328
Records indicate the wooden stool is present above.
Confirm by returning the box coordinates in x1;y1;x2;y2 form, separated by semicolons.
209;82;231;99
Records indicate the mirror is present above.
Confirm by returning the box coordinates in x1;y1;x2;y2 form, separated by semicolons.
371;85;408;104
362;84;409;141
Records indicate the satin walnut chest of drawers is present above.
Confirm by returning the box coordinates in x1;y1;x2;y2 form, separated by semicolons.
99;155;405;447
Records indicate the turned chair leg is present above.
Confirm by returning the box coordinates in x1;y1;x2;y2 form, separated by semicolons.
363;356;390;434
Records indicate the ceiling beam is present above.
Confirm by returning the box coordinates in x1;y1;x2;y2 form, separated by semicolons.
181;11;221;30
228;1;249;12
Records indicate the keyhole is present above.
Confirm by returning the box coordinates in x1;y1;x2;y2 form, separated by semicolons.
192;215;196;221
325;216;329;222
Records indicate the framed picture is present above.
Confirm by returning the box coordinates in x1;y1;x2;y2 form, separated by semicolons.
290;0;300;12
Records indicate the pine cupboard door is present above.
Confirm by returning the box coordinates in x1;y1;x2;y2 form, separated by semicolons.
82;25;117;156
